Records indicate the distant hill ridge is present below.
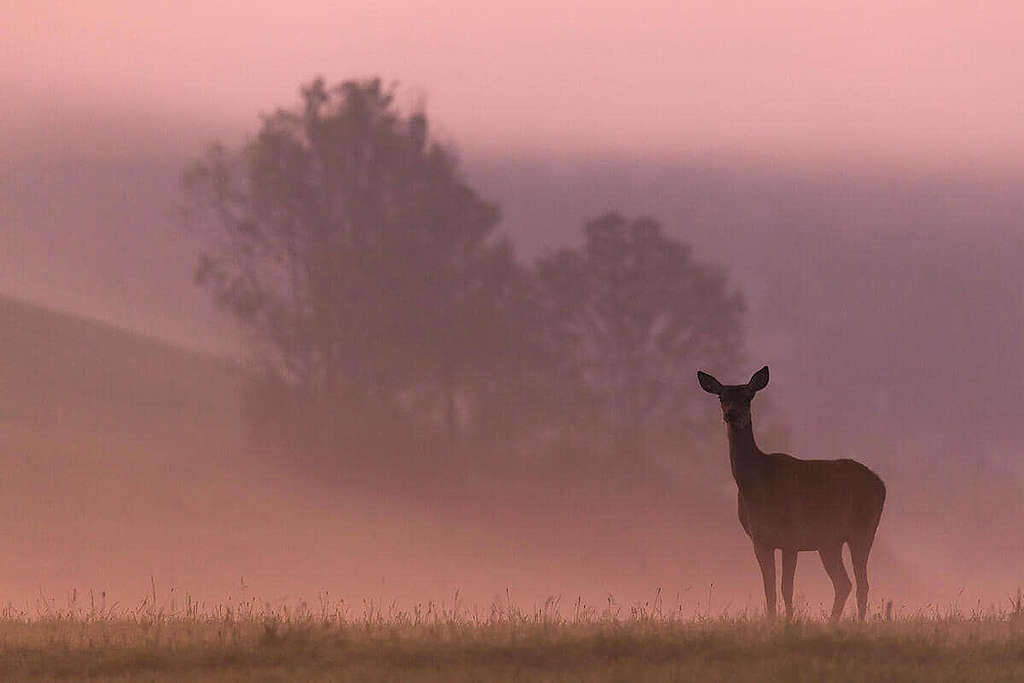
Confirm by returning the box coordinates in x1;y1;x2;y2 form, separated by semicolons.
0;293;241;436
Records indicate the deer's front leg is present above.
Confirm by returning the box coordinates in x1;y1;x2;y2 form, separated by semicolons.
753;541;777;619
781;548;797;621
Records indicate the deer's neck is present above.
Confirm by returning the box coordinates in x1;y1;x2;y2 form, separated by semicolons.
727;421;763;488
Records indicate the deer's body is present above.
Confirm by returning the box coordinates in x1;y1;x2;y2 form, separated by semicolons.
700;367;885;621
732;448;885;553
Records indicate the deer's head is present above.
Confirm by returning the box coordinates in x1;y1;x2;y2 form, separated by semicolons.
697;366;769;429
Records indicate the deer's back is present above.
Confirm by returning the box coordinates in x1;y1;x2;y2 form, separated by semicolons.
737;453;886;551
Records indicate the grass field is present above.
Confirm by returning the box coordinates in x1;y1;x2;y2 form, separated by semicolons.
3;593;1024;681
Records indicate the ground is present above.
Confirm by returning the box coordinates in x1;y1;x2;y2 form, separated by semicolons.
3;600;1024;681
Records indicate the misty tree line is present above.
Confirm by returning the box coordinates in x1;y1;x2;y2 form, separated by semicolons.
182;77;745;474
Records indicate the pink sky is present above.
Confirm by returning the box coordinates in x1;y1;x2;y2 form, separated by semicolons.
4;1;1024;165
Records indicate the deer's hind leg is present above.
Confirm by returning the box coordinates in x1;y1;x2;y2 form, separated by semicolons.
849;536;874;621
818;543;851;622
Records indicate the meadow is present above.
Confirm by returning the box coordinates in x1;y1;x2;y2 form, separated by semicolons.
3;591;1024;681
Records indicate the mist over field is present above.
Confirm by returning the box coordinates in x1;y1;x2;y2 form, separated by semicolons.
3;3;1024;624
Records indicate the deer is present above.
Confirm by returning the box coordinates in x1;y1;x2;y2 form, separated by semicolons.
697;366;886;622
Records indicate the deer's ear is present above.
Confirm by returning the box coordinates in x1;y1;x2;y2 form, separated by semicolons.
697;371;724;395
748;366;769;392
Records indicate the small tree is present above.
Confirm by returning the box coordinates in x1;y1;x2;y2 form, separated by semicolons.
182;77;522;450
536;212;745;456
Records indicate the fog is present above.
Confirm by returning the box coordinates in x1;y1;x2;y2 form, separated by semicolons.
1;3;1023;617
7;2;1024;164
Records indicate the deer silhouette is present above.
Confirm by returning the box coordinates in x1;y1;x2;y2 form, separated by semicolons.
697;366;885;621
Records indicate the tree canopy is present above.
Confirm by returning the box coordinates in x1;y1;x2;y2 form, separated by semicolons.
537;212;745;452
183;76;747;472
183;77;523;446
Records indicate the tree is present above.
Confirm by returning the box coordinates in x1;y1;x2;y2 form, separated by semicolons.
536;212;745;455
182;77;522;449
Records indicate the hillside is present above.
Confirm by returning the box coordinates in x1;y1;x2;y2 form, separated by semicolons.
0;296;730;612
0;295;919;617
0;297;486;607
0;289;1017;623
0;295;247;602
